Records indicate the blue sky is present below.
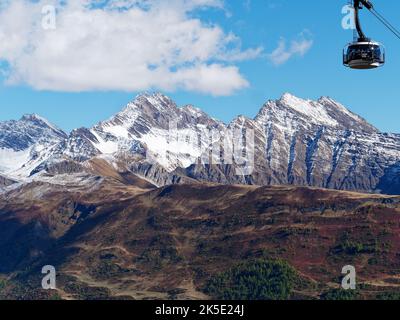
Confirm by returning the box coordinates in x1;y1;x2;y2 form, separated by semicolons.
0;0;400;133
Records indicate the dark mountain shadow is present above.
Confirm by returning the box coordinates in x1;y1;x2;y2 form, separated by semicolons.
0;217;55;273
377;161;400;195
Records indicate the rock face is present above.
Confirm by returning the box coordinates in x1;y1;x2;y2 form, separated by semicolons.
1;92;400;194
251;94;400;194
0;175;16;187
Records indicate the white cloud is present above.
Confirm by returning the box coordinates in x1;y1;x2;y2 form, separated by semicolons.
0;0;260;96
268;32;313;66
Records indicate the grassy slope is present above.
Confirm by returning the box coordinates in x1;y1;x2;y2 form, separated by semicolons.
1;179;400;300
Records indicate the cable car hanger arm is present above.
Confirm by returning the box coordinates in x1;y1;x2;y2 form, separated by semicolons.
354;0;373;41
354;0;400;41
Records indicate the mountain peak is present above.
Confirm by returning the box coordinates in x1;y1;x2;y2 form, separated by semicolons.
317;96;335;104
20;114;66;136
21;113;46;122
181;105;205;118
279;92;316;107
254;93;378;133
275;93;339;127
280;92;304;102
135;92;174;106
278;92;308;108
120;92;179;117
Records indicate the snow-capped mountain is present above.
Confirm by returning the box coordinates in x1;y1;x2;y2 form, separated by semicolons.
49;93;226;186
0;114;67;179
253;93;400;191
1;92;400;194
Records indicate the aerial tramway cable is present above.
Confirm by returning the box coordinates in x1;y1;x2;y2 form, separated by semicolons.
369;7;400;41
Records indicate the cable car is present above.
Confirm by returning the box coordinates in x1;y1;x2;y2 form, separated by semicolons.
343;0;387;70
343;41;385;69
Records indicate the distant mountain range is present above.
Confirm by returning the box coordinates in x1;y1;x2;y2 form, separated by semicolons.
1;92;399;194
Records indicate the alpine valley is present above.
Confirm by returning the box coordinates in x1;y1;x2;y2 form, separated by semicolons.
1;92;400;300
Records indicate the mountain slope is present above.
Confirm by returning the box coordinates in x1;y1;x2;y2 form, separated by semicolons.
2;181;400;300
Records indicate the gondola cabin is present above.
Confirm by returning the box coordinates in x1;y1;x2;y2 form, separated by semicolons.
343;41;385;69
